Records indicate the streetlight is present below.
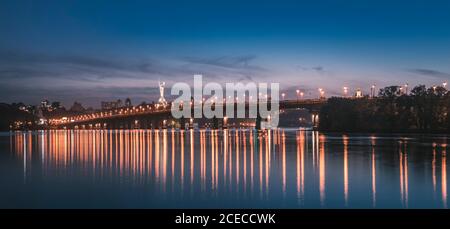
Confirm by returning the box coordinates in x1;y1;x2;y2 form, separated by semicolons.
281;93;286;101
343;86;348;97
404;83;408;95
296;90;300;101
443;82;448;88
371;85;376;98
318;88;325;99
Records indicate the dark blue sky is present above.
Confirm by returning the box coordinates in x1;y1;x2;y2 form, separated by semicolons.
1;0;449;107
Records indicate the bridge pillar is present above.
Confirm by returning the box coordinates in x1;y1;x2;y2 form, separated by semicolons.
180;118;186;129
255;115;262;130
150;120;155;129
212;116;218;129
133;119;139;129
189;118;194;129
142;119;148;129
311;112;320;130
222;117;228;129
162;119;167;129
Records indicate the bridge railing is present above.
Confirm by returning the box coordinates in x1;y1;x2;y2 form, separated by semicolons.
49;104;172;126
49;98;328;126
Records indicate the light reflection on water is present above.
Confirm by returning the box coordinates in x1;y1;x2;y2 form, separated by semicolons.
0;129;448;208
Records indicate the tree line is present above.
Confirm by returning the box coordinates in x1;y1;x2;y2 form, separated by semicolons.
319;85;450;133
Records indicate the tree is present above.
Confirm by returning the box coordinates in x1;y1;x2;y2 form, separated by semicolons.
51;101;61;109
378;86;401;98
319;85;449;133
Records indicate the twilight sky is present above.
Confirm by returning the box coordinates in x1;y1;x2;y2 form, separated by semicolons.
1;0;450;108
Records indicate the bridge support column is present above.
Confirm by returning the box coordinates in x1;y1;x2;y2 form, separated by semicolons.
212;116;218;129
311;112;320;130
142;119;148;129
255;115;261;130
222;117;228;129
189;118;194;129
162;119;167;129
180;118;186;130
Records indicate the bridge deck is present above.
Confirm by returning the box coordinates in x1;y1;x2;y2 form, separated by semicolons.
49;99;327;128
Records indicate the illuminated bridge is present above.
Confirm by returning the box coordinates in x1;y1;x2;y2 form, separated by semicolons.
48;99;327;130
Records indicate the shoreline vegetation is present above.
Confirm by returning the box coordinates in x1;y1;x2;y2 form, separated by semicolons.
319;85;450;134
0;103;36;131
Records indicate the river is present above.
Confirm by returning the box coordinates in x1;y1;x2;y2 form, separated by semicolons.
0;129;448;208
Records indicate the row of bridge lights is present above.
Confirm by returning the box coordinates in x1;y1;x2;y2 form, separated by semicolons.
55;93;288;125
51;103;170;125
396;82;447;95
281;90;306;101
281;88;325;100
282;87;361;100
177;93;276;106
281;82;448;99
396;82;448;95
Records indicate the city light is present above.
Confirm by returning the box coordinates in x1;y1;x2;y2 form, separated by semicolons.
318;88;325;99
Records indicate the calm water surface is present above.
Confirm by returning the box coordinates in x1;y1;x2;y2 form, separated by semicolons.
0;129;448;208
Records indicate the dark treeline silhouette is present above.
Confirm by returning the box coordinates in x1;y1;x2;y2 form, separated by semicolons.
319;85;450;133
0;103;37;131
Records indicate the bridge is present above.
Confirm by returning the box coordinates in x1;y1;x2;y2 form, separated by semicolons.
48;99;327;130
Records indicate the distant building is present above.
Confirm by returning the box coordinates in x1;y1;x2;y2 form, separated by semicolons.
40;99;62;112
70;102;85;112
41;99;51;109
355;89;363;98
101;99;123;110
125;98;132;107
51;101;63;110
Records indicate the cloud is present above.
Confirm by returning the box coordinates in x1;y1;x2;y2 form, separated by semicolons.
182;55;266;71
0;50;272;105
0;83;162;107
311;66;324;72
296;65;326;74
407;68;450;79
0;50;184;82
177;55;270;83
0;51;268;84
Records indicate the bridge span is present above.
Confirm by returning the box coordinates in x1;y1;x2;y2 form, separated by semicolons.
48;99;327;130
